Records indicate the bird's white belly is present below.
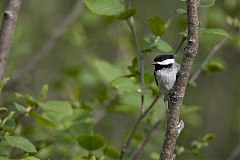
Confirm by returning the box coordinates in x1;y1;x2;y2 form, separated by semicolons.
156;70;176;94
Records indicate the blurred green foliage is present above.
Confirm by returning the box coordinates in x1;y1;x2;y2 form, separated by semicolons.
0;0;239;159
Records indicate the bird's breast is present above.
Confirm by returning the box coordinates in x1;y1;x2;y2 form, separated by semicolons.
155;70;177;94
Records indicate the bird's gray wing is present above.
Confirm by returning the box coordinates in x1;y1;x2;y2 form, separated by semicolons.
154;71;158;86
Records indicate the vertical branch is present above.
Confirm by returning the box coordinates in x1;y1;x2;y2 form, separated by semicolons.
0;0;22;81
119;0;147;158
160;0;199;159
8;0;84;88
125;0;145;114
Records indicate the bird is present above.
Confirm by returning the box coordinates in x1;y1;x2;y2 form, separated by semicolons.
152;55;180;102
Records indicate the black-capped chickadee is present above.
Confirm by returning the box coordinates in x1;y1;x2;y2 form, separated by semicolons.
152;55;180;101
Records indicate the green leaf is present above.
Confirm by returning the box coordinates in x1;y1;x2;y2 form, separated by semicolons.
1;111;15;126
190;133;216;156
150;152;160;160
203;133;216;142
179;30;187;37
226;16;240;28
89;156;96;160
175;146;185;156
40;84;48;99
144;34;155;45
200;28;230;37
16;93;39;107
198;0;215;8
14;103;26;113
152;39;173;53
78;134;106;151
39;101;73;116
133;131;144;142
148;16;166;36
4;135;37;153
124;130;144;142
0;107;8;113
24;95;39;107
0;157;10;160
94;59;123;83
176;8;187;15
144;72;154;84
127;58;138;74
64;108;93;138
112;76;140;92
188;80;197;87
84;0;125;16
22;156;40;160
104;146;120;159
30;111;57;128
204;60;225;75
117;8;136;20
0;77;10;93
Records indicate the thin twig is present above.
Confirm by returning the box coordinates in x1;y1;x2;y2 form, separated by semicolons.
189;37;229;82
7;0;84;88
131;118;163;160
174;36;187;55
119;94;160;160
160;0;199;159
125;0;145;115
92;94;118;124
228;144;240;160
0;0;22;96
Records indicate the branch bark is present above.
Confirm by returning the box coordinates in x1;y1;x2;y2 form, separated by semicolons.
160;0;199;159
0;0;22;81
7;0;83;88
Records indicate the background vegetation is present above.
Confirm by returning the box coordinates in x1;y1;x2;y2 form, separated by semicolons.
0;0;239;159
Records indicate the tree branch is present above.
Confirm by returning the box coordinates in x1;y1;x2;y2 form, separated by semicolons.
7;0;84;88
119;94;160;160
131;118;163;160
189;37;228;82
174;36;187;55
0;0;22;81
125;0;145;115
160;0;199;159
92;93;119;124
228;144;240;160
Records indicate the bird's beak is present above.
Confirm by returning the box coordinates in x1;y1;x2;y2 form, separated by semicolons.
152;62;157;65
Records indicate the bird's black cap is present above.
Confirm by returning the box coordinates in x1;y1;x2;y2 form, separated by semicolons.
153;55;174;62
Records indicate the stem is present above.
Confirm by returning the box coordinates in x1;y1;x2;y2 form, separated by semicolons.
92;93;118;124
228;144;240;160
0;0;22;97
7;0;84;88
174;36;187;55
160;0;199;159
125;0;145;114
131;118;163;160
119;94;160;160
189;37;228;82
